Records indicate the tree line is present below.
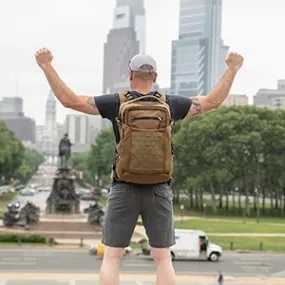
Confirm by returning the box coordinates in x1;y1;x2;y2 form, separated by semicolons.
70;106;285;217
0;121;44;185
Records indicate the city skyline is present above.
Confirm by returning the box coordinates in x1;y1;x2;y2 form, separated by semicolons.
1;0;285;124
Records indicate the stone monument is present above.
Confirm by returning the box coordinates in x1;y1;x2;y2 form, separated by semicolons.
46;133;80;214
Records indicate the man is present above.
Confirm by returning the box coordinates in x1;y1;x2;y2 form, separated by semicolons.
35;47;243;285
218;271;224;285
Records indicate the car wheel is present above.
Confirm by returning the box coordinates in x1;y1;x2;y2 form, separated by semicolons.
209;252;219;262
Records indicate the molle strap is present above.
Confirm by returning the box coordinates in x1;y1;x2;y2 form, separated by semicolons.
154;91;166;102
118;91;134;104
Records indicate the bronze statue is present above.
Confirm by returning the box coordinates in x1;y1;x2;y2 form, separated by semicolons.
59;133;72;169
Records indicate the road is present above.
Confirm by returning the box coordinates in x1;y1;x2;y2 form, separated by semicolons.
8;164;94;214
0;249;285;284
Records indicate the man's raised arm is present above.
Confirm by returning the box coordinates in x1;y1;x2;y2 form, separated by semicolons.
35;48;99;115
187;52;244;117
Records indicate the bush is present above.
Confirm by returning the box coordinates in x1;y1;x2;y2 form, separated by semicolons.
0;233;46;243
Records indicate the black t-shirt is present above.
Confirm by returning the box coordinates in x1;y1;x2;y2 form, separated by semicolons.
94;91;192;122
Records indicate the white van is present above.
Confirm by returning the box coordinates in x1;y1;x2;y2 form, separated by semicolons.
170;229;222;262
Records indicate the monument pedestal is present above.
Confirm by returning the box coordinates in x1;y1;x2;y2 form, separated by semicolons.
46;167;80;214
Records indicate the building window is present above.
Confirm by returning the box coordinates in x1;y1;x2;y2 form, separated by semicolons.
116;13;125;19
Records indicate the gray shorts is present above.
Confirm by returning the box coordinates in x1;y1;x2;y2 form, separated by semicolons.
102;182;175;248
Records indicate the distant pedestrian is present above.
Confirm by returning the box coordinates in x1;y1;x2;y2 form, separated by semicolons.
218;271;224;285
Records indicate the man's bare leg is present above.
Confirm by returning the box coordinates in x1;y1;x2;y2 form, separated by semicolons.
99;246;124;285
151;248;176;285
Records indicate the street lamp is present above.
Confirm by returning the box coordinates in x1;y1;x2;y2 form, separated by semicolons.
256;154;264;224
180;204;184;223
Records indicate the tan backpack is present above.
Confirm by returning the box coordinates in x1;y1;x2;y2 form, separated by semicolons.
114;91;174;184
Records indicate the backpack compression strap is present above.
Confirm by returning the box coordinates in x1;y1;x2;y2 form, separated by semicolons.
118;90;166;104
118;91;134;104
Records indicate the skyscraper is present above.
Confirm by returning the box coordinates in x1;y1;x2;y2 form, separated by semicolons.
0;97;23;113
116;0;145;53
101;0;145;128
102;0;145;94
170;0;229;97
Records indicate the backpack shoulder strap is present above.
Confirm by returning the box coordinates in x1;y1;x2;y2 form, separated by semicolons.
154;91;166;102
118;91;134;104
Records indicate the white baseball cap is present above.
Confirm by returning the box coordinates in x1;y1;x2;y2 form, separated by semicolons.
129;54;157;73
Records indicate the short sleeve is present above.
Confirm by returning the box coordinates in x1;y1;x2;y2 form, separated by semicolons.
167;95;192;121
94;94;119;121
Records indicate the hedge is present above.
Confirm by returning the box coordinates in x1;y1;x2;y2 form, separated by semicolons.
0;234;46;243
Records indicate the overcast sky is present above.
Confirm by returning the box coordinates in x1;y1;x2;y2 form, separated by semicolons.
0;0;285;125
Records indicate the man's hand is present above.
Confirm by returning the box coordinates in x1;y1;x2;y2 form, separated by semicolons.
187;51;244;118
225;52;244;72
35;48;53;69
34;47;99;115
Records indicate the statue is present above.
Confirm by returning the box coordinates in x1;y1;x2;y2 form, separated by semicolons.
3;201;40;228
59;133;72;169
46;169;80;214
86;201;105;227
46;133;80;214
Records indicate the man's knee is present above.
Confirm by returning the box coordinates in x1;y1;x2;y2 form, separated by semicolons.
151;247;171;264
103;246;125;262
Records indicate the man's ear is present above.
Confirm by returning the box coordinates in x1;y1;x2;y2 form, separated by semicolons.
153;73;157;83
129;71;133;81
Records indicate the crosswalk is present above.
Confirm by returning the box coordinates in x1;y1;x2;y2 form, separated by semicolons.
0;256;37;266
233;255;274;274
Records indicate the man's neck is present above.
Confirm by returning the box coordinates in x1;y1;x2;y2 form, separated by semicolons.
131;87;152;95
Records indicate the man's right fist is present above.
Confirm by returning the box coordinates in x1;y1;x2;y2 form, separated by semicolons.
225;52;244;72
35;48;53;68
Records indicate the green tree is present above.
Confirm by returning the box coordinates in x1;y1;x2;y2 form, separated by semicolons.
88;127;115;184
69;151;93;184
0;122;24;183
15;148;44;183
172;106;285;217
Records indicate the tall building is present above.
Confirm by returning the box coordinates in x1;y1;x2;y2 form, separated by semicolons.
101;0;145;128
0;97;23;113
65;113;89;151
253;80;285;109
170;0;229;97
36;91;58;156
0;97;36;143
116;0;146;53
45;91;57;138
103;2;144;94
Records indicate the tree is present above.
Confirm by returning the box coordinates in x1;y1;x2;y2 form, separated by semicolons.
172;106;285;217
0;122;24;183
15;148;44;183
0;121;44;184
69;151;93;184
88;128;115;184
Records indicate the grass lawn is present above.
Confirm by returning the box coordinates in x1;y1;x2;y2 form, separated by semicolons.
209;236;285;252
174;219;285;233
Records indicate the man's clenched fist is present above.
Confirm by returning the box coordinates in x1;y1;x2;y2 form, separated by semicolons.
225;52;244;71
35;48;53;69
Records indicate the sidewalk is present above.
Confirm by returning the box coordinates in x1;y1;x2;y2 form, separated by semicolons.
134;225;285;238
0;273;284;284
